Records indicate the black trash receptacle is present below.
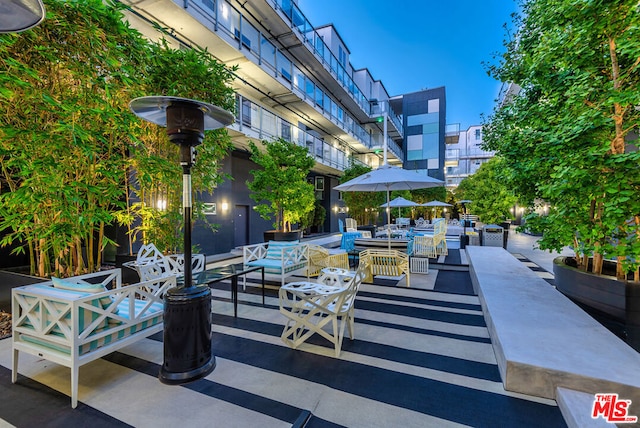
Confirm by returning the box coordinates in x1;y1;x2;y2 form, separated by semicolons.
159;285;215;385
500;221;511;249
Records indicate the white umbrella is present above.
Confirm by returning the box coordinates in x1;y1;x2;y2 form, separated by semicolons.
422;200;452;219
380;196;419;218
335;164;444;249
422;200;452;207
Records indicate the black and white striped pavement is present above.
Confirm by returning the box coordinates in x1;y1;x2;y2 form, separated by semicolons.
0;272;567;427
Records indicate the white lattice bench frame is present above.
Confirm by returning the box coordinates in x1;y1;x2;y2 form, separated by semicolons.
243;241;309;286
12;269;176;408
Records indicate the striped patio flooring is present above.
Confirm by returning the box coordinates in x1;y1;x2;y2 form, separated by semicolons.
0;272;567;427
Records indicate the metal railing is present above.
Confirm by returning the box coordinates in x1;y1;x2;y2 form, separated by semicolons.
234;95;367;171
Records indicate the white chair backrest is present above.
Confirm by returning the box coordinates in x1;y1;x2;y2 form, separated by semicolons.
136;243;165;265
167;253;206;276
396;218;410;228
345;218;357;232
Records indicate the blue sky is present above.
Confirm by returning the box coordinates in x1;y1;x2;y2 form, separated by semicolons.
299;1;519;130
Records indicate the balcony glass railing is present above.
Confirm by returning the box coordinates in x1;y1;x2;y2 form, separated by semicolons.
445;123;460;136
178;0;404;160
235;95;368;171
271;0;403;137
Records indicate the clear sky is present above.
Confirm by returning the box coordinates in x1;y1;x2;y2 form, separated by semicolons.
298;0;519;130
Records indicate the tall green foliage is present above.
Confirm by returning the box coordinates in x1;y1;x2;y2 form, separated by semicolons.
118;39;236;253
247;138;315;232
484;0;640;279
0;0;147;276
455;158;518;224
0;0;235;277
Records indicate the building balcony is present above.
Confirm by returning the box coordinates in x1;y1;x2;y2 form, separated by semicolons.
120;0;404;163
445;123;460;145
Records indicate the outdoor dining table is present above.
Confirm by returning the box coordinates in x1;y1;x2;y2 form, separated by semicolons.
188;262;265;318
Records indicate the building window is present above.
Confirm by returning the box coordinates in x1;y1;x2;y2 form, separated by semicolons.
475;129;481;140
338;45;346;66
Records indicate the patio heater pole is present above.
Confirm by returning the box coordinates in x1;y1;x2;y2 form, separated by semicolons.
129;96;233;385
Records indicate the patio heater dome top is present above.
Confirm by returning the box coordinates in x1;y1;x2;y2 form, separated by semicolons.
0;0;45;33
129;96;234;145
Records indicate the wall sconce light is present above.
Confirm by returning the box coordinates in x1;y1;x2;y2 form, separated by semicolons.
221;202;229;211
333;205;338;213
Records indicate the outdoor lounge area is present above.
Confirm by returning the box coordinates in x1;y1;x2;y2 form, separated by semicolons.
2;231;638;427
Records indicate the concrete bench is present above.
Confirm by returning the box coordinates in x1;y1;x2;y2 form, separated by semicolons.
466;246;640;422
12;269;175;408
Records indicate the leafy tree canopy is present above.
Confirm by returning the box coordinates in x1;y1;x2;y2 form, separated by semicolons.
483;0;640;277
455;157;518;225
0;0;236;276
247;138;315;232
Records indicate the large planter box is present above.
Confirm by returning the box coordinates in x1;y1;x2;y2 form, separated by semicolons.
263;230;302;242
553;256;626;321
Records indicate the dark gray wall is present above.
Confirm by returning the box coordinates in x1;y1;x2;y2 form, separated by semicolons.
192;150;343;256
401;87;446;181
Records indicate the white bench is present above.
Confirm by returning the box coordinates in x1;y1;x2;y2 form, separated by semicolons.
466;246;640;421
243;241;309;286
12;269;175;408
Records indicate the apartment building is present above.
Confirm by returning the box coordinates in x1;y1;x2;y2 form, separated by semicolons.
120;0;457;254
444;125;494;189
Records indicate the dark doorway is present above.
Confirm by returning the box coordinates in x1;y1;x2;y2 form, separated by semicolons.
234;205;249;248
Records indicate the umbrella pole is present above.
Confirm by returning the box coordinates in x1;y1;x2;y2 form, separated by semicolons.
387;189;391;251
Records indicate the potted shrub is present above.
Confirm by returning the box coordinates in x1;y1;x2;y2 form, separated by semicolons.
247;138;315;241
483;0;640;347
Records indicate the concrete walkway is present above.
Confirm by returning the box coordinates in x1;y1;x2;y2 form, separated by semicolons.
505;227;574;275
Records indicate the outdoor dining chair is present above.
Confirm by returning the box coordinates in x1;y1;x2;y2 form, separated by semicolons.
279;263;367;357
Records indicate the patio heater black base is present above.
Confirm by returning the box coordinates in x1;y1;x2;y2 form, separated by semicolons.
159;285;215;385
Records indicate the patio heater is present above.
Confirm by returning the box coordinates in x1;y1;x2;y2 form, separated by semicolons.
0;0;45;33
460;200;472;249
129;96;233;385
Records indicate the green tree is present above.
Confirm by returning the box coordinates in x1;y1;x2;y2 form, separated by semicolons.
118;39;236;254
0;0;236;276
340;162;385;225
455;158;518;224
484;0;640;279
0;0;147;276
411;187;449;219
247;138;315;232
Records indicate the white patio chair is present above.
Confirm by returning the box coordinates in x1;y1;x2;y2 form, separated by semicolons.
345;218;357;232
122;243;171;282
166;253;206;277
279;263;367;357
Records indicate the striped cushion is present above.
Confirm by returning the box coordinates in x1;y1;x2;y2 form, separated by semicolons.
23;284;108;334
265;240;299;260
246;258;305;274
19;297;163;356
52;276;115;312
